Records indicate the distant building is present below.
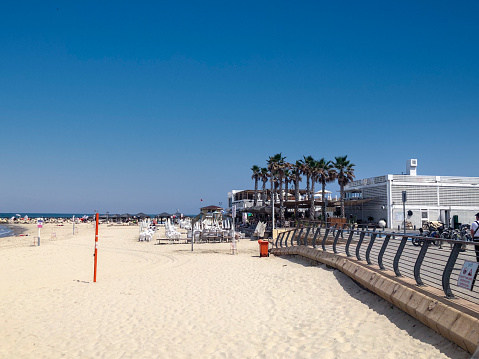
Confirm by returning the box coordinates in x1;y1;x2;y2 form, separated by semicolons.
344;159;479;229
227;189;333;213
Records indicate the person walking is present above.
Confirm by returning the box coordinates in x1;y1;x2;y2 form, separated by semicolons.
471;213;479;261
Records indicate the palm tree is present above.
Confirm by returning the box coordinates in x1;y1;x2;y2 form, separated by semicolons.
300;155;315;201
259;167;269;205
283;167;291;203
251;165;260;207
309;159;321;220
267;153;286;226
316;158;336;222
333;155;355;218
267;156;278;226
291;161;303;218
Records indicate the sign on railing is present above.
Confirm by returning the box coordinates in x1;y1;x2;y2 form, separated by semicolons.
458;261;479;290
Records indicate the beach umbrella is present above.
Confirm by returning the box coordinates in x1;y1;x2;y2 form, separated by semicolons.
119;214;131;221
157;212;171;223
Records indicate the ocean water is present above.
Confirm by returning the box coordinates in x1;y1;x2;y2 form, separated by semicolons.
0;213;196;219
0;225;13;238
0;213;93;219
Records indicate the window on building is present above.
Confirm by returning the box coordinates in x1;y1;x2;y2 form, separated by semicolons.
421;209;428;228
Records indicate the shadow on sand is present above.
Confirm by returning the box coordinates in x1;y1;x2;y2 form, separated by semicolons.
278;254;470;359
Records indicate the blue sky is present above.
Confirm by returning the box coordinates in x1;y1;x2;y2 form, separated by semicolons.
1;1;478;214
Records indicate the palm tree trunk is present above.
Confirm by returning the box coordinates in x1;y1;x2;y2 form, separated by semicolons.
262;180;267;205
306;175;310;200
340;184;345;218
271;176;275;226
279;175;285;227
294;179;300;218
310;179;315;220
321;181;326;222
284;180;289;202
253;177;258;207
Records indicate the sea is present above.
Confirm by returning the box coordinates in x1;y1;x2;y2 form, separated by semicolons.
0;213;195;238
0;213;93;219
0;213;91;239
0;225;13;238
0;213;195;219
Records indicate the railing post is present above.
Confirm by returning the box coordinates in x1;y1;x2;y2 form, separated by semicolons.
365;233;378;265
345;228;356;257
355;229;366;260
442;242;462;299
312;227;321;248
378;234;391;270
279;231;286;247
413;238;430;286
275;232;283;248
321;226;331;251
303;227;311;246
393;236;409;277
295;228;304;246
285;230;295;247
333;227;343;254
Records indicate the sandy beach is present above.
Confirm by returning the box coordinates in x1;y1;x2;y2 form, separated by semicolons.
0;223;469;358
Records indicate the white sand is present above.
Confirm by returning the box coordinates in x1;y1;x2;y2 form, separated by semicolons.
0;223;469;358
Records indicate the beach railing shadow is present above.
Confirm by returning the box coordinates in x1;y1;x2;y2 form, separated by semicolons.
277;254;468;358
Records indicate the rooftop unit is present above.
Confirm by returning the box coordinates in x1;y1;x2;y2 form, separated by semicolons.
406;159;417;176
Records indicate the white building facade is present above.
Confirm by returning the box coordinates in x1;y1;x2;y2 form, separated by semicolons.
344;160;479;229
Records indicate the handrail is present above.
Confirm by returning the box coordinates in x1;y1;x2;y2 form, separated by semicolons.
272;223;478;304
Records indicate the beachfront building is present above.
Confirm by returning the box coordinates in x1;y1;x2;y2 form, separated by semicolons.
344;159;479;229
227;189;334;216
192;205;224;229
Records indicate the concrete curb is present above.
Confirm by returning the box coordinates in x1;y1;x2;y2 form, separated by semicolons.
271;245;479;354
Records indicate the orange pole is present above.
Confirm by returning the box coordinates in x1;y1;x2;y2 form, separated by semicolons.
93;213;99;282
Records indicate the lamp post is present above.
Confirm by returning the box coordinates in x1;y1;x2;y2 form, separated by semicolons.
402;191;407;235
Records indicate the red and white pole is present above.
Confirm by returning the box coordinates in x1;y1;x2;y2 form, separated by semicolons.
93;213;99;282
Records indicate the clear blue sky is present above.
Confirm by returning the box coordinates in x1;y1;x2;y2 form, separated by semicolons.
1;1;478;214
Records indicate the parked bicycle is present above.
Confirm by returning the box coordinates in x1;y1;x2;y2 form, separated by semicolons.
413;227;440;247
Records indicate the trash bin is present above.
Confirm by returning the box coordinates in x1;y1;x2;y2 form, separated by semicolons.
258;239;269;257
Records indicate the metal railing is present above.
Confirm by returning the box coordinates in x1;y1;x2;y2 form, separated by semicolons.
274;224;479;306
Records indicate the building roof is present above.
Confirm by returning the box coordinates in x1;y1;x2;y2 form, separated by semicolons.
200;205;223;211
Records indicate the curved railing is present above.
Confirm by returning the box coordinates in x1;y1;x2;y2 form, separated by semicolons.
274;224;479;305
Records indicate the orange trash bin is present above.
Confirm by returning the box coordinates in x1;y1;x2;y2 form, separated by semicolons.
258;240;269;257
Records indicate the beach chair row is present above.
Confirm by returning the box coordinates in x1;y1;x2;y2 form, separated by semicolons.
188;229;236;243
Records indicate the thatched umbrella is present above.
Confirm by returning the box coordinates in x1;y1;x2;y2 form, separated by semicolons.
119;213;132;222
135;213;150;219
157;212;171;223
